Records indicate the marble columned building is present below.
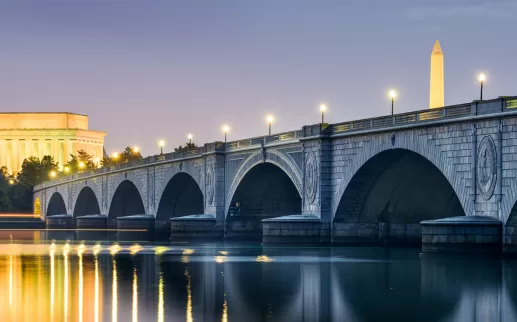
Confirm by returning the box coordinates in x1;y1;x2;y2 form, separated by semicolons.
0;113;106;173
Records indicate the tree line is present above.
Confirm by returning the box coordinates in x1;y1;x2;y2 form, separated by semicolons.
0;140;199;213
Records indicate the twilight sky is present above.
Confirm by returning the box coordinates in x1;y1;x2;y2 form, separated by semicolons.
1;0;516;156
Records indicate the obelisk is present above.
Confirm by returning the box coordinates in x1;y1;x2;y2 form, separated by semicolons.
429;40;444;109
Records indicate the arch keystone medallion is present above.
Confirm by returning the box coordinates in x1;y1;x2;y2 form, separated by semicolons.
477;135;497;200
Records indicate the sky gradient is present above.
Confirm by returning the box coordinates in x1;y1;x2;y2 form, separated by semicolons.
1;0;516;156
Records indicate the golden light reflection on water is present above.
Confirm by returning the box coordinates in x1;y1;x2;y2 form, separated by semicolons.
185;269;193;322
94;255;99;322
158;274;164;322
112;258;118;322
78;251;83;322
64;244;69;322
132;267;138;322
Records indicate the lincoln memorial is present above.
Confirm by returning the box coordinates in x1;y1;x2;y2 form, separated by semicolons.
0;112;106;173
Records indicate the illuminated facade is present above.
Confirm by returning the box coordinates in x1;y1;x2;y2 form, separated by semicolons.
429;40;444;109
0;113;106;173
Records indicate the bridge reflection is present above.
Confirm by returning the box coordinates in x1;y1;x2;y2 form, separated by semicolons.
0;245;515;321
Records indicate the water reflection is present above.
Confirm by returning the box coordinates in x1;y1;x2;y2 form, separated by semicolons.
0;244;515;321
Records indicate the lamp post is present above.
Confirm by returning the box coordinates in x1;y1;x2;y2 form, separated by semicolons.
158;140;165;155
8;179;14;185
478;73;486;100
319;104;327;123
389;90;397;115
132;146;139;153
49;170;57;179
266;115;274;135
222;125;230;143
78;162;85;170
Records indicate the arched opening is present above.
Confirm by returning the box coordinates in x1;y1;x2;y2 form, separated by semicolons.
46;192;67;216
227;163;301;238
73;186;101;218
334;149;465;243
108;180;145;218
156;173;204;233
157;173;204;220
33;197;41;216
504;203;517;253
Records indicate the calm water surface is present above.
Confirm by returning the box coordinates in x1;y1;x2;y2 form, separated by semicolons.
0;241;516;322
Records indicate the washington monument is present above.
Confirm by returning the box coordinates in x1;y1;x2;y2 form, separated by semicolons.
429;40;444;109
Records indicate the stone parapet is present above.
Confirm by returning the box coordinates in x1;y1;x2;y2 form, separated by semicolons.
421;216;502;254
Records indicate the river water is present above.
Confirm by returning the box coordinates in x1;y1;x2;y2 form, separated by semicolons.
0;241;515;321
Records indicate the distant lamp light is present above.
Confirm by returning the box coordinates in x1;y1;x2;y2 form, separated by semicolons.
78;161;85;169
8;179;14;185
319;104;327;123
64;166;70;173
222;125;230;142
478;73;486;100
158;140;166;155
389;89;397;115
112;152;119;159
266;114;274;135
187;133;193;144
49;170;57;178
132;146;139;153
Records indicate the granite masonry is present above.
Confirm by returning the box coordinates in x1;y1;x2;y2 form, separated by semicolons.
33;96;517;254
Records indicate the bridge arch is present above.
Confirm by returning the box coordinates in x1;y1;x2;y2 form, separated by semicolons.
73;186;101;217
334;147;466;241
333;135;471;221
108;180;146;218
156;172;204;221
225;150;302;219
46;192;67;216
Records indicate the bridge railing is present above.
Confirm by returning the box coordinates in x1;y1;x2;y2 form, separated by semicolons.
36;96;517;189
226;130;302;151
331;103;472;134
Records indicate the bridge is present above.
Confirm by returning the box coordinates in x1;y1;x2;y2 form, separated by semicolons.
34;96;517;253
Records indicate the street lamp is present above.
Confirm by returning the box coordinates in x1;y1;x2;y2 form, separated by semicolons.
158;140;165;155
266;115;274;135
478;73;486;100
132;146;139;153
49;170;57;178
8;179;14;185
78;161;85;169
112;152;119;159
319;104;327;123
222;125;230;143
187;134;193;145
64;166;70;173
389;90;397;115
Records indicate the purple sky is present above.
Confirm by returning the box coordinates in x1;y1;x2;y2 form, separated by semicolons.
1;0;516;156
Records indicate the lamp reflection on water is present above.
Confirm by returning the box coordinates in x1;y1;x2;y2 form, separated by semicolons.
50;245;55;321
132;267;138;322
158;274;164;322
9;255;12;308
112;259;118;322
94;255;99;322
78;248;84;322
64;243;69;322
185;269;193;322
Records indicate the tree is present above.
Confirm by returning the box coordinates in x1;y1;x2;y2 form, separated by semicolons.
102;146;142;167
174;142;198;152
0;167;13;211
65;149;96;173
17;156;59;186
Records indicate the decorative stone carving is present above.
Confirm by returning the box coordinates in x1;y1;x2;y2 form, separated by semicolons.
206;163;215;205
305;152;318;203
477;136;497;200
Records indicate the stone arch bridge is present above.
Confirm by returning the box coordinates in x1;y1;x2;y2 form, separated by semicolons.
34;96;517;252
